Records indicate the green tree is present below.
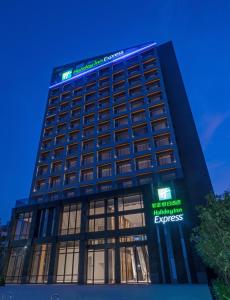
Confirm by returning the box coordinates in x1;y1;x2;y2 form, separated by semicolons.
191;192;230;286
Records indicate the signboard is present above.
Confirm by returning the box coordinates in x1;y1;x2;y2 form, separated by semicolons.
152;187;184;224
50;43;157;88
61;50;124;81
158;187;172;201
62;69;72;81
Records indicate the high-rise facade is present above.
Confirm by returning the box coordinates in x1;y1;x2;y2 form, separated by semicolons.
4;42;213;285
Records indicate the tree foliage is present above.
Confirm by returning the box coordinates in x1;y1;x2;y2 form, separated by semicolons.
191;192;230;286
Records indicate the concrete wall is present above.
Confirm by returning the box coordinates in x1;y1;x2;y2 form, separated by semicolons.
0;284;213;300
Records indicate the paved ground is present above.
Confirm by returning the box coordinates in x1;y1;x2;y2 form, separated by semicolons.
0;284;213;300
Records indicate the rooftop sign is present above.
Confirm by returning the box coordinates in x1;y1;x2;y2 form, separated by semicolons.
71;50;124;78
49;43;156;89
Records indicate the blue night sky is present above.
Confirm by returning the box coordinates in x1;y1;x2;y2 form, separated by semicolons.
0;0;229;223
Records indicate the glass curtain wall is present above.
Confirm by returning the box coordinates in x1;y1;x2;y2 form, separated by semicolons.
56;241;79;283
29;244;51;283
6;247;26;283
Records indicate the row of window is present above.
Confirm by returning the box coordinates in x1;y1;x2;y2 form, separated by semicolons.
47;84;161;120
41;121;170;159
6;242;150;284
13;194;144;240
49;69;159;106
33;169;177;200
35;151;174;190
50;49;157;96
44;103;165;136
41;134;171;160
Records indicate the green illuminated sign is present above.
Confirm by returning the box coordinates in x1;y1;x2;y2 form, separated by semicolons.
153;187;184;224
61;50;124;81
62;69;72;81
158;187;172;201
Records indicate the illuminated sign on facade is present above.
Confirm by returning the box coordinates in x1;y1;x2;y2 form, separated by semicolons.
158;187;172;201
62;69;72;81
153;187;184;224
50;43;157;88
61;50;124;81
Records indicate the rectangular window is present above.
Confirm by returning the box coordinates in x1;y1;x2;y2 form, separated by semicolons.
157;151;174;165
51;161;62;173
6;247;26;283
131;98;145;110
70;119;80;129
66;157;77;169
83;140;94;151
116;145;130;157
149;105;165;117
60;204;81;235
88;218;105;232
29;244;51;283
107;216;115;230
98;135;111;146
119;235;147;243
87;249;105;284
152;119;168;131
14;212;32;240
98;149;111;161
134;140;150;152
115;117;129;127
82;154;94;166
68;143;78;155
98;121;110;133
133;125;148;137
115;130;129;142
119;213;145;229
114;104;126;114
132;111;145;123
84;127;94;137
154;134;171;147
81;169;94;181
117;160;132;174
120;245;150;283
136;156;152;170
118;194;143;211
98;165;112;178
56;241;80;283
50;176;61;187
89;200;105;215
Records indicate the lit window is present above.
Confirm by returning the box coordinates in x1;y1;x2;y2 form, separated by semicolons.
89;200;105;215
6;247;26;283
136;156;152;170
154;134;170;147
29;244;51;283
98;149;111;161
118;194;143;211
98;165;112;178
134;140;150;152
116;145;130;157
81;169;94;181
88;218;105;232
117;161;132;174
13;212;32;240
120;245;150;283
119;213;145;229
157;151;174;165
56;241;79;283
60;204;81;235
152;119;168;131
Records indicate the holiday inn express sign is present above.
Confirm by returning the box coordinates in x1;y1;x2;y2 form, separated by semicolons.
61;50;124;82
50;43;157;88
153;187;184;224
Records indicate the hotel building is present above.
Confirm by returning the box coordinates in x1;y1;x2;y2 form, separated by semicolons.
4;41;213;285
